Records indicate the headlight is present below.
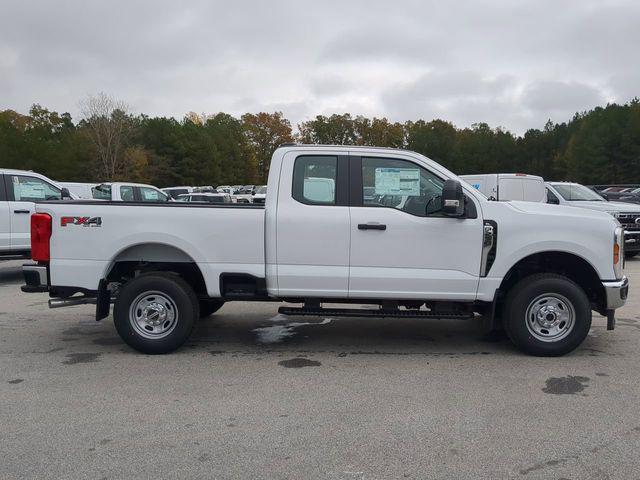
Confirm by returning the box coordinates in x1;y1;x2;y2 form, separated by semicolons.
609;211;620;219
614;226;624;279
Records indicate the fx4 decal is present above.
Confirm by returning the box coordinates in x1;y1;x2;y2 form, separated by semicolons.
60;216;102;227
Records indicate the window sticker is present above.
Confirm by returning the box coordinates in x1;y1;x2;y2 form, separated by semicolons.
374;168;420;196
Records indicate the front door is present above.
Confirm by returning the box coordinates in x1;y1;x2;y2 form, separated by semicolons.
6;174;62;249
348;155;484;300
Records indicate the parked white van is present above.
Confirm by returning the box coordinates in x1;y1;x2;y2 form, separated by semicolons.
461;173;546;202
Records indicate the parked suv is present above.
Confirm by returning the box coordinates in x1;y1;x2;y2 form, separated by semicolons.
546;182;640;257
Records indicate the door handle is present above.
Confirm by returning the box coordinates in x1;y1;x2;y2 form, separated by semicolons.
14;210;30;214
358;223;386;231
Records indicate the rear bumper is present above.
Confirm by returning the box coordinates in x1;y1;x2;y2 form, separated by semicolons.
602;276;629;310
21;263;49;293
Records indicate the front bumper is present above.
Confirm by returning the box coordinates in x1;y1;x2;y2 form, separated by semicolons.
21;263;49;293
602;276;629;310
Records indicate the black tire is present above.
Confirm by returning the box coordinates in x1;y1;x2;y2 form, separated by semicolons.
199;299;225;318
625;251;639;259
113;273;199;354
503;273;591;356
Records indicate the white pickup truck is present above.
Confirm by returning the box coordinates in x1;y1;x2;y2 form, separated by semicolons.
21;145;628;356
1;169;73;257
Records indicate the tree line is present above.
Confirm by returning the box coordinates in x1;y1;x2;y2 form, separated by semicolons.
1;93;639;187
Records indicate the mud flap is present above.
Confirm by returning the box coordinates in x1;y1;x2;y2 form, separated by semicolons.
96;279;111;321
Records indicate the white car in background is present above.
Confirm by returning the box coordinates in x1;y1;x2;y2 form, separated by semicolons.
216;185;235;195
1;168;74;256
92;183;171;202
252;185;267;205
176;193;231;204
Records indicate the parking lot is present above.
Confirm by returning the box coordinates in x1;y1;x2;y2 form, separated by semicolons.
1;259;639;479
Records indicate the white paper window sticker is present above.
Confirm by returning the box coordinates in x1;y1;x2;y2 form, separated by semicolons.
374;168;420;196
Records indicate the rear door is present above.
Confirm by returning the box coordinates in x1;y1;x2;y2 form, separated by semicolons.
348;155;484;300
0;175;10;251
5;173;62;249
274;151;351;297
522;178;546;202
498;177;523;201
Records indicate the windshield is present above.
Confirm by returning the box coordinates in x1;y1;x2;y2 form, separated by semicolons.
255;186;267;194
92;184;112;200
551;183;605;201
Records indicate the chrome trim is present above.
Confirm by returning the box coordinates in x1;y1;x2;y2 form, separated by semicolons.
602;276;629;310
23;264;48;286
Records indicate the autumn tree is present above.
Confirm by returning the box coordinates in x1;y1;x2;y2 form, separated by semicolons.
79;92;136;180
241;112;293;183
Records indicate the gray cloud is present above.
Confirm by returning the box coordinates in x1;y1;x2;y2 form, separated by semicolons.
1;0;639;133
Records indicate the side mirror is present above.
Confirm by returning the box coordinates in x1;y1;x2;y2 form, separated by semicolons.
61;187;71;200
600;192;609;200
442;179;465;217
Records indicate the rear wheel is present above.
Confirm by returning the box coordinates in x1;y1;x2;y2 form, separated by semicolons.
199;299;224;318
114;273;199;354
503;273;591;356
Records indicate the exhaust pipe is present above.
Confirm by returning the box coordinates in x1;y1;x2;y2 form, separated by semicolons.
48;297;97;309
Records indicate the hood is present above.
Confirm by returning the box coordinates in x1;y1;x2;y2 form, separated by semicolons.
506;200;616;221
562;200;640;213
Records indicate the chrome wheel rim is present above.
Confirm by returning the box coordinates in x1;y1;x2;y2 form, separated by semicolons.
525;293;575;342
129;291;178;339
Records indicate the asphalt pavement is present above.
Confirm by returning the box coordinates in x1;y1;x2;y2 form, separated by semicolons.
1;258;640;479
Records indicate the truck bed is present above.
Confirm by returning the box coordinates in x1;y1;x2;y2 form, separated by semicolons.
34;200;266;296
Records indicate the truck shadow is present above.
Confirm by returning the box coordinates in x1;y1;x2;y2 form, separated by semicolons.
58;306;613;358
0;263;24;284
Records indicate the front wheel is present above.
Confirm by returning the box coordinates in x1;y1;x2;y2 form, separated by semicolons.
503;273;591;356
114;273;199;354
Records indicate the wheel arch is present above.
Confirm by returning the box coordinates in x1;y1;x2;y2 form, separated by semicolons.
104;242;208;296
495;250;606;319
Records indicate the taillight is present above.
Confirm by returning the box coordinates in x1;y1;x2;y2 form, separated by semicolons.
31;213;52;262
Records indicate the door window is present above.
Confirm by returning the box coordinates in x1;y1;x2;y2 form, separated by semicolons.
120;186;135;201
139;187;168;202
10;175;61;201
292;156;337;205
361;157;444;216
546;188;560;204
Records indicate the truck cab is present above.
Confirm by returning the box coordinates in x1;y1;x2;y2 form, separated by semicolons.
0;169;72;257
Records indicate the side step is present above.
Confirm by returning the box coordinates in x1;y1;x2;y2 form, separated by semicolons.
278;306;473;319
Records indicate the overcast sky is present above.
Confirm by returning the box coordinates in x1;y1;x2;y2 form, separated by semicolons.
2;0;638;134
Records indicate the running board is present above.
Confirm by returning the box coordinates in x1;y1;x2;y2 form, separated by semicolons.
278;306;474;319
